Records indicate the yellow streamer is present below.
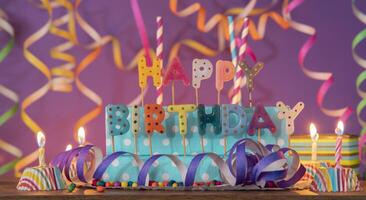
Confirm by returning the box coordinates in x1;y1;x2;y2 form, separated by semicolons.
72;0;151;141
0;10;22;176
168;0;290;84
17;0;53;177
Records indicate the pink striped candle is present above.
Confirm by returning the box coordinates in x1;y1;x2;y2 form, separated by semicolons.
335;121;344;168
231;18;249;105
156;16;163;105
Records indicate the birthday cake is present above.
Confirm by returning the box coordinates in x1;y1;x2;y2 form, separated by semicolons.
290;134;359;171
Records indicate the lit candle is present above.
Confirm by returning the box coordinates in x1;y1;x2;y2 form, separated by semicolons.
335;121;344;168
78;127;86;147
65;144;72;151
37;131;46;167
309;123;319;162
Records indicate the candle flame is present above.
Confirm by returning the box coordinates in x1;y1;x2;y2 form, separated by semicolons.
65;144;72;151
335;120;344;136
309;123;319;141
77;127;86;146
37;131;45;148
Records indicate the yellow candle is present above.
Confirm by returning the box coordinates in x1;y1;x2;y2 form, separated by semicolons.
77;127;86;147
37;131;46;167
309;123;319;162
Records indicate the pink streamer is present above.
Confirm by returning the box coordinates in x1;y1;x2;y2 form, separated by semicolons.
130;0;152;66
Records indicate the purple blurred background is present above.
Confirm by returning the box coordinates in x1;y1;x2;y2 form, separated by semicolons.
0;0;365;178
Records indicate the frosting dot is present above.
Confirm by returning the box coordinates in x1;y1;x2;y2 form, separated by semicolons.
121;173;130;181
260;139;266;145
152;160;159;167
201;173;209;181
124;138;131;146
172;125;179;133
111;159;119;167
162;138;170;146
102;173;110;180
277;139;285;147
115;125;121;130
162;173;170;181
115;111;122;116
190;126;198;133
211;160;217;167
219;138;225;146
106;138;112;146
143;138;149;146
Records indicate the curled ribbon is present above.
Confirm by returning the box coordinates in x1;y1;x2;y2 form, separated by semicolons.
72;0;150;140
51;145;102;184
351;0;366;178
353;1;366;132
0;9;22;176
90;139;305;188
17;0;53;177
283;0;352;122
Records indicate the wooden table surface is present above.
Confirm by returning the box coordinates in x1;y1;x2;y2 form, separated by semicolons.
1;181;366;200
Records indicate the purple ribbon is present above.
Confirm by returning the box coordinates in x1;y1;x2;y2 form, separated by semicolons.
93;151;133;180
76;145;94;183
137;154;166;186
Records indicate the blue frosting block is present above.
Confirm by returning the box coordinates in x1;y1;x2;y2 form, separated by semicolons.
103;105;288;183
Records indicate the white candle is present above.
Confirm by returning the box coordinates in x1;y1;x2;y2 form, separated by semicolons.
37;131;46;167
77;127;86;147
65;144;73;151
335;121;344;167
309;123;319;162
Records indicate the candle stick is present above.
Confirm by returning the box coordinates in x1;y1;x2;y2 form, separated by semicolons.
37;131;46;167
156;16;164;105
335;120;344;168
309;123;319;162
78;127;86;147
232;18;249;106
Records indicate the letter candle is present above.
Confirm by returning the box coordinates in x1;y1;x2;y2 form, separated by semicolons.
309;123;319;162
37;131;46;167
335;121;344;168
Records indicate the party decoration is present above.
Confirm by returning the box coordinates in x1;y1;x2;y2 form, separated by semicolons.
163;57;190;104
138;55;162;89
276;101;304;135
0;9;22;176
17;0;53;178
239;61;264;107
52;144;103;184
131;0;152;65
131;105;141;154
335;121;344;168
215;60;235;104
167;104;197;156
309;123;319;162
306;165;359;192
138;55;162;105
92;139;305;189
17;130;66;191
17;167;66;191
197;104;221;136
106;105;130;152
231;18;249;106
156;16;164;105
144;104;165;155
221;104;247;155
192;59;213;105
248;104;276;142
283;0;352;122
290;134;359;170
